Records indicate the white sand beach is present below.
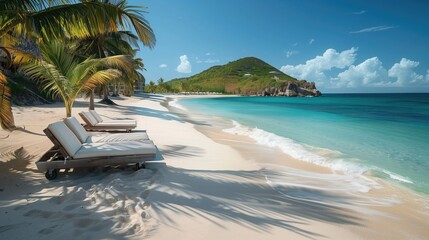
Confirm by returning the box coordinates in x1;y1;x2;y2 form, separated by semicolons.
1;94;429;239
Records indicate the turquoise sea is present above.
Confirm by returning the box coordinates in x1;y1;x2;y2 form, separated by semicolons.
178;94;429;194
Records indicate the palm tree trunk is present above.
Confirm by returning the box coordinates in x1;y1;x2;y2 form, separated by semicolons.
0;72;15;129
113;83;118;97
65;100;73;117
89;89;95;110
103;84;110;101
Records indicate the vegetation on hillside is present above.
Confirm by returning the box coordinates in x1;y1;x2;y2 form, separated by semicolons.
163;57;310;94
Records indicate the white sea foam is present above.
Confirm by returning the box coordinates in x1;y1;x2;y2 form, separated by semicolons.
382;170;414;184
223;120;413;188
223;120;367;174
261;165;400;209
169;99;187;111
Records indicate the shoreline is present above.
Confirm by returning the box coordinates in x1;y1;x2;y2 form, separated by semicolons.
168;94;429;196
163;94;429;237
1;94;428;239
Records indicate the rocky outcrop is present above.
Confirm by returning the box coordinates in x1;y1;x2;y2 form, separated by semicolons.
261;80;321;97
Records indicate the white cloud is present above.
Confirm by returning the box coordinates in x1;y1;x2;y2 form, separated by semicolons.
331;57;428;88
205;52;211;56
388;58;424;86
350;25;396;34
176;55;192;73
285;50;299;58
281;48;429;89
352;10;366;15
332;57;388;88
159;64;167;68
309;39;315;45
280;47;357;82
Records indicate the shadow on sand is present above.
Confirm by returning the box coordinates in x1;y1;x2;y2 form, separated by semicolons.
146;158;362;239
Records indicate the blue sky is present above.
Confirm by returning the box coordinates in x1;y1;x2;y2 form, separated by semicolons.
131;0;429;93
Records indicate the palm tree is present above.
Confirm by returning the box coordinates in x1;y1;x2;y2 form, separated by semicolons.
73;31;142;106
0;0;156;129
147;81;156;93
20;40;134;117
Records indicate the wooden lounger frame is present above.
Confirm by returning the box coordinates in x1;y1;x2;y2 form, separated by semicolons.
36;128;156;180
79;112;135;132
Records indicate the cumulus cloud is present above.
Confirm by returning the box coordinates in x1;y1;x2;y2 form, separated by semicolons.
350;25;396;34
332;57;388;88
388;58;424;86
280;48;357;82
159;64;167;68
281;48;429;89
331;57;428;88
176;55;192;73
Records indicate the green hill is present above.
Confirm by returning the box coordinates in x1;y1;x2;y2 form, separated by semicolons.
165;57;320;96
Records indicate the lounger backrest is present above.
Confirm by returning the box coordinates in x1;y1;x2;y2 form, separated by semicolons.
89;110;103;123
47;121;82;157
64;117;90;143
81;111;99;126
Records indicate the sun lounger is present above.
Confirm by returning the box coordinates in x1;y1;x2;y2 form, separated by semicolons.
64;117;149;143
36;121;157;180
90;110;137;125
79;111;137;132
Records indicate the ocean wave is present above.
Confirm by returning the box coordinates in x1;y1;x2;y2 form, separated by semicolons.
381;170;414;184
223;120;413;186
169;99;187;110
223;120;367;174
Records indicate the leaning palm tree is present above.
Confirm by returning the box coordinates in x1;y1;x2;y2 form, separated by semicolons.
0;0;156;129
19;40;134;117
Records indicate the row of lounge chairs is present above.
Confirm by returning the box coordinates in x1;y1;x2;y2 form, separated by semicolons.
36;110;157;180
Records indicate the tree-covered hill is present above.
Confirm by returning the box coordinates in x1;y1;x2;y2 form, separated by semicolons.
165;57;321;96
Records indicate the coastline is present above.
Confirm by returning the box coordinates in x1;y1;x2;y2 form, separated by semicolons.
0;94;428;239
163;94;429;238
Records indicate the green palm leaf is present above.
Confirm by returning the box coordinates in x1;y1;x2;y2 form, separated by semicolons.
20;40;133;117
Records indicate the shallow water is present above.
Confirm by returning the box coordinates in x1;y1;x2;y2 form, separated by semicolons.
178;93;429;194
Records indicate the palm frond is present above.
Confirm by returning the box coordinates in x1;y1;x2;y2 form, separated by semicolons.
80;69;122;92
99;1;156;48
19;60;69;100
0;0;50;11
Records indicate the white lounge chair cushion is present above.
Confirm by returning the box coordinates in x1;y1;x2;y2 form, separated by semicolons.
88;132;149;143
48;122;82;157
81;111;99;125
64;117;89;143
89;110;104;122
73;140;157;159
